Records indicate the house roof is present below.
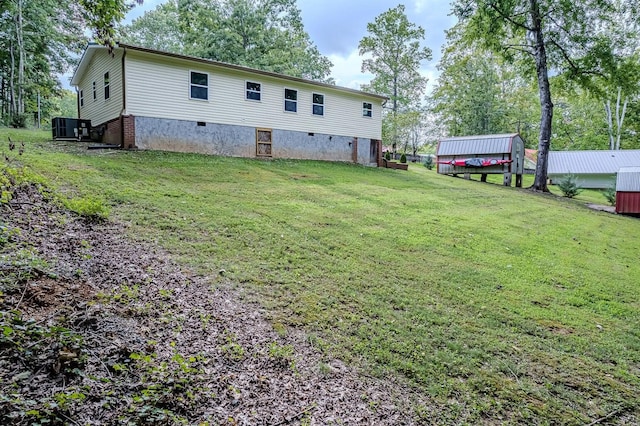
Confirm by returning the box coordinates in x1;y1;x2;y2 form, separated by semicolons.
437;134;521;156
548;150;640;175
616;167;640;191
71;43;389;101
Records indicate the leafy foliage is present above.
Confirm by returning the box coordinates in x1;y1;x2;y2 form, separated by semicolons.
62;196;110;221
423;156;434;170
0;0;87;124
557;174;583;198
358;5;431;111
399;153;407;164
452;0;637;190
120;0;333;82
358;5;432;153
603;183;617;206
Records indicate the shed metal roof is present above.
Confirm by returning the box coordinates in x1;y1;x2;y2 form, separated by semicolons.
548;150;640;175
616;167;640;191
437;134;520;155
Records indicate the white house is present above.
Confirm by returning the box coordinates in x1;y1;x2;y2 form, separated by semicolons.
70;43;388;166
548;150;640;188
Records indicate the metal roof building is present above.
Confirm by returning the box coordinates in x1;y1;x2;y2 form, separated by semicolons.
436;134;525;187
616;167;640;214
548;150;640;189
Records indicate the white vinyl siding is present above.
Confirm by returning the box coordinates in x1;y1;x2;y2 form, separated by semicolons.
77;49;123;124
124;51;383;139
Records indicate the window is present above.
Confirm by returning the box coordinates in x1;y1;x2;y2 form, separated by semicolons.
363;102;372;117
104;72;110;100
312;93;324;116
190;71;208;100
284;88;297;112
246;81;261;101
92;82;96;100
80;90;84;107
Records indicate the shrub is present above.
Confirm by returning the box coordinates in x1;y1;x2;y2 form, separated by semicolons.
10;114;27;129
400;153;407;163
603;184;616;206
384;151;391;161
557;174;583;198
423;156;434;170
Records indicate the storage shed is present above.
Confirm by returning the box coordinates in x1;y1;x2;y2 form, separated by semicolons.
615;167;640;215
548;150;640;189
436;134;525;187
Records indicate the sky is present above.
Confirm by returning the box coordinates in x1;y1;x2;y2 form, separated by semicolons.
124;0;458;93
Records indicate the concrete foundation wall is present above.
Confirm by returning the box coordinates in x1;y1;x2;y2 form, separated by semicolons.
134;116;376;165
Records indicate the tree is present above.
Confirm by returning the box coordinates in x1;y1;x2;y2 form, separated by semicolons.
79;0;144;46
572;0;640;150
358;5;432;153
118;0;183;53
452;0;634;191
175;0;332;81
0;0;87;124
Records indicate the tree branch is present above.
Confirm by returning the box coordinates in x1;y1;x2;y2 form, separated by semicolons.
483;0;533;32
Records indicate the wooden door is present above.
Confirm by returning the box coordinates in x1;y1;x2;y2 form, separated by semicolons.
256;128;272;157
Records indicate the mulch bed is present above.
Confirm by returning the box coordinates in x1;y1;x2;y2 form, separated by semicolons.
1;182;426;425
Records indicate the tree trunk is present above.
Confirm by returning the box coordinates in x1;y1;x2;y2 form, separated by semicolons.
605;100;615;149
9;40;16;117
615;88;627;150
15;0;25;115
392;74;398;156
530;0;552;192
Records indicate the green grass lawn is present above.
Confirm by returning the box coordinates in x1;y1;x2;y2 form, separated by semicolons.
6;129;640;424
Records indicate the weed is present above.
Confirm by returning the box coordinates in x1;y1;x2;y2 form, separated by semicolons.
268;341;295;370
63;195;110;221
603;183;616;206
220;332;245;361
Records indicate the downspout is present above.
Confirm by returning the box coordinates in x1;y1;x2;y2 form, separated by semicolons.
76;87;80;119
120;46;127;148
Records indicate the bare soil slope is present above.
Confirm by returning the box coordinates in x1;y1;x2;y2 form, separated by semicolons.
0;183;424;425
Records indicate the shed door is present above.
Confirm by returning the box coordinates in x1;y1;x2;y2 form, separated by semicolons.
256;128;272;157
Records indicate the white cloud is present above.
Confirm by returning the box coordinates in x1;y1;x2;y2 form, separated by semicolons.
328;49;372;90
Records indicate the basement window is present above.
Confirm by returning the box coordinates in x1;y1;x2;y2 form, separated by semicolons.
246;81;261;101
284;88;297;112
363;102;372;117
197;121;206;126
104;72;110;100
312;93;324;116
190;71;209;100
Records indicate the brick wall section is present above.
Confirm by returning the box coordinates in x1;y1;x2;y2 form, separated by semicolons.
122;115;136;149
101;118;121;145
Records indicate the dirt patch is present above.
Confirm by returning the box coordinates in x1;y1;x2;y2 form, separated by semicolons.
1;182;427;425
